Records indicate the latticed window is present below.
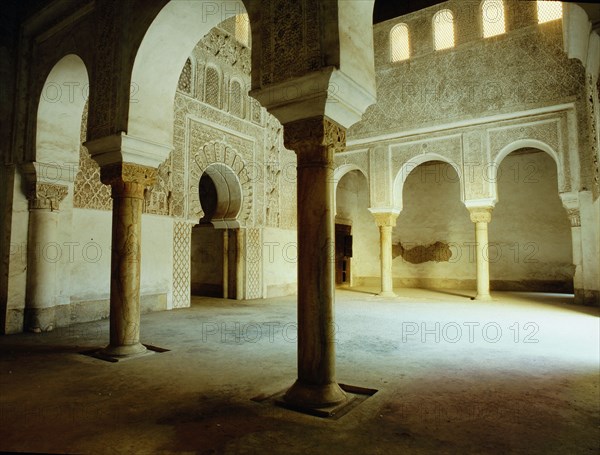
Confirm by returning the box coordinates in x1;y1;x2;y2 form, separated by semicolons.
235;13;250;47
390;24;410;62
537;1;563;24
230;81;243;117
205;66;220;108
433;9;455;50
177;58;192;94
482;0;505;38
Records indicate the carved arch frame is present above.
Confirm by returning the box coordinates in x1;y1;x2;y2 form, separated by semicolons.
188;140;252;227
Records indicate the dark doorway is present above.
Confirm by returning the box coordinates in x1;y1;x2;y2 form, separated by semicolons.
335;224;353;286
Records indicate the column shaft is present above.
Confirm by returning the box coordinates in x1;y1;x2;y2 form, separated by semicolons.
380;225;394;295
283;117;346;408
469;207;493;301
25;182;68;332
106;181;145;355
26;208;59;331
101;163;156;357
475;221;491;300
371;211;398;297
223;230;229;299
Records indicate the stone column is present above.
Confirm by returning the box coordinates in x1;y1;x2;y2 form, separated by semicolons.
100;163;156;357
371;211;399;297
25;183;68;332
283;116;347;408
469;207;493;301
222;230;229;299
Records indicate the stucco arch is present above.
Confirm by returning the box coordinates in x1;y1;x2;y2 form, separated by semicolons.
334;164;369;193
189;141;252;227
128;0;248;150
35;54;89;165
492;139;565;198
199;163;243;229
334;164;370;216
393;153;464;212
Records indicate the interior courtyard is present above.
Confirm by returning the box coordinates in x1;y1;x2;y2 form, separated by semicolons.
1;0;599;453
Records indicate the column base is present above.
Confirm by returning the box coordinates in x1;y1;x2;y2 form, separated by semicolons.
474;293;492;301
101;342;148;358
574;289;600;307
25;307;55;333
378;291;397;298
284;379;347;408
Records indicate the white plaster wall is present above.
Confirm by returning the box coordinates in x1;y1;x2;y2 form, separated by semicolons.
68;209;111;302
69;209;174;303
262;227;296;297
140;214;174;305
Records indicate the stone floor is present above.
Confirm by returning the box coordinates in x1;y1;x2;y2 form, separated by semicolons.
0;288;598;454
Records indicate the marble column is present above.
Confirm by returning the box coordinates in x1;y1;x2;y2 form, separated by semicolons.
100;163;156;357
469;207;493;301
283;116;347;408
371;211;399;297
25;183;68;332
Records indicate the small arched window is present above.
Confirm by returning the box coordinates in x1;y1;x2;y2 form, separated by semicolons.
390;24;410;62
537;1;563;24
481;0;505;38
205;66;220;108
235;13;250;47
230;80;243;117
433;9;455;51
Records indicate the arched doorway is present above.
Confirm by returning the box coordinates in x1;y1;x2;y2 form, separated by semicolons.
335;169;373;287
191;163;244;299
490;148;573;293
24;53;89;332
394;160;470;290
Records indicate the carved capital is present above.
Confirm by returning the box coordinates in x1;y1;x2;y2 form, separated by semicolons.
565;208;581;227
371;212;398;228
468;207;493;224
27;183;68;211
100;162;157;199
559;192;581;227
283;116;346;155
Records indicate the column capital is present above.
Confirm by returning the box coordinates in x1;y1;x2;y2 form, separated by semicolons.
283;116;346;155
565;208;581;227
370;210;399;228
468;206;493;224
559;191;581;227
26;182;68;211
100;162;157;199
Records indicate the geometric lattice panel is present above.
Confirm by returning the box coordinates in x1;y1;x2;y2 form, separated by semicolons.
245;228;262;299
172;221;192;308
